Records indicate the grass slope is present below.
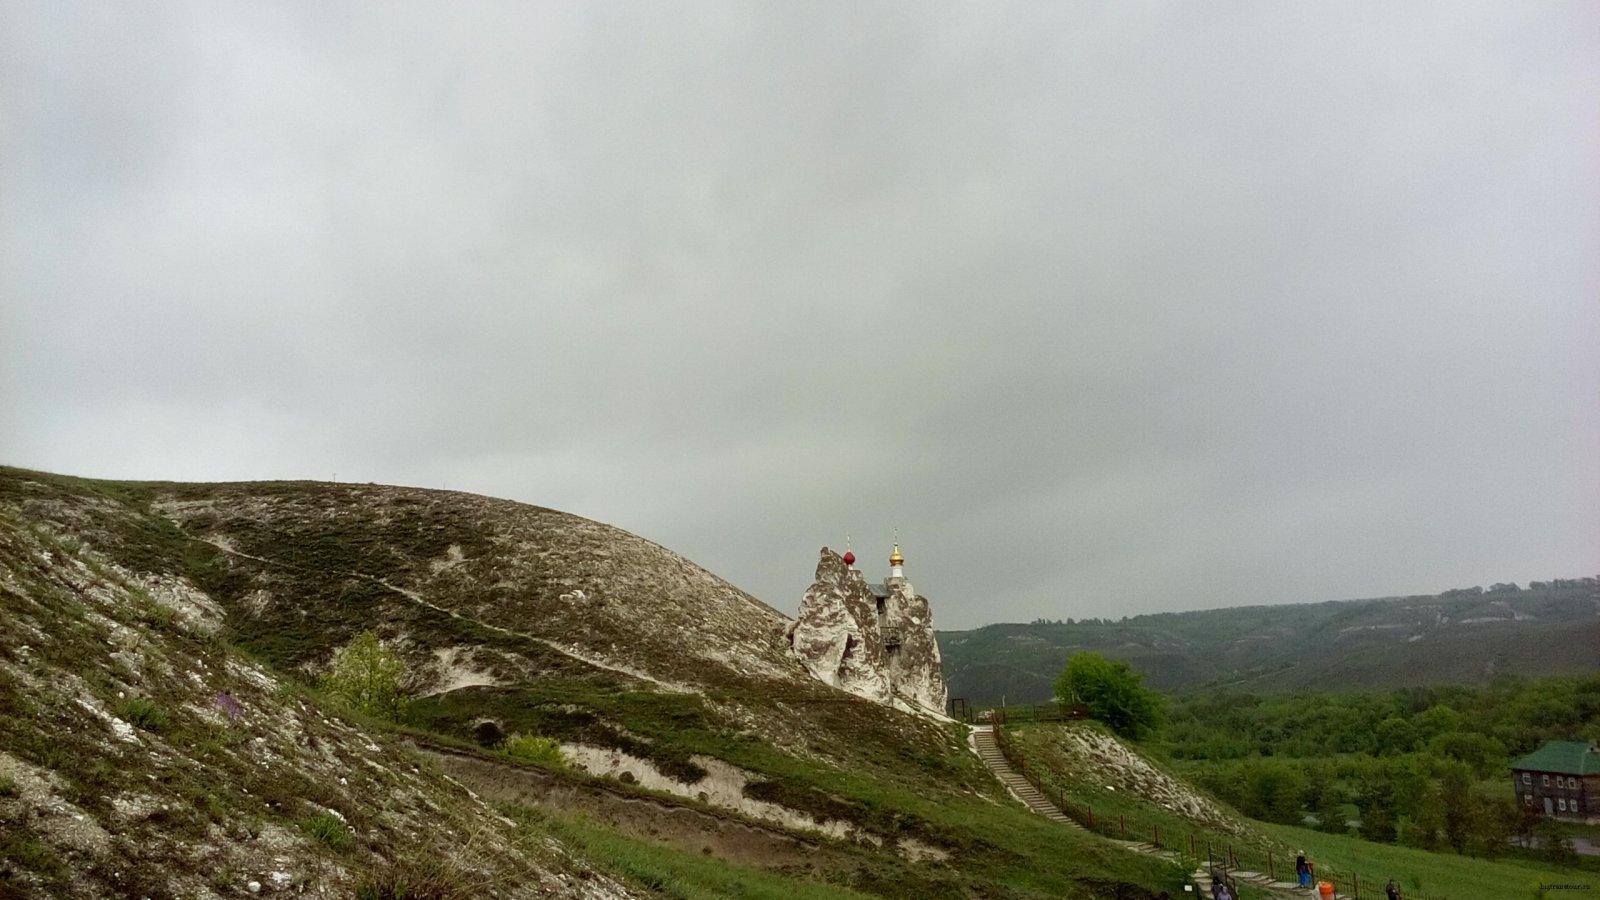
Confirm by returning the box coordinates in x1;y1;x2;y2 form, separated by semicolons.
0;495;617;897
1259;822;1592;900
1008;722;1257;846
1001;722;1597;900
0;466;1185;899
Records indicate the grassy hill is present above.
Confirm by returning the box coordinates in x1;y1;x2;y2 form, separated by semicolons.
940;586;1600;705
1258;821;1586;900
0;466;1181;899
998;721;1595;900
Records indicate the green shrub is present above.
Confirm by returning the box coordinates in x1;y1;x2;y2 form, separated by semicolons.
208;865;241;893
0;775;19;797
140;601;178;630
320;631;408;720
298;812;354;851
501;733;566;768
117;697;167;732
355;865;465;900
0;828;62;879
1054;651;1163;740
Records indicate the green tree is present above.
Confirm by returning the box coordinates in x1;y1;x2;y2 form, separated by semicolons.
320;631;408;720
1413;704;1464;742
1374;716;1418;755
1053;652;1164;739
1314;784;1350;835
1358;794;1397;843
1473;796;1515;859
1399;788;1445;851
1240;760;1305;825
1387;758;1433;821
1438;760;1478;854
1535;819;1579;867
1429;731;1506;779
1510;802;1540;849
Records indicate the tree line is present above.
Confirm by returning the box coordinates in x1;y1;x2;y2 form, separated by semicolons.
1156;674;1600;763
1148;674;1600;862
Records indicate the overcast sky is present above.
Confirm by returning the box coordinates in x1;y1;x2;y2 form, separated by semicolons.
3;2;1597;629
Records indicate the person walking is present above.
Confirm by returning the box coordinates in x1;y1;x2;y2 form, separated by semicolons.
1295;851;1311;888
1386;878;1402;900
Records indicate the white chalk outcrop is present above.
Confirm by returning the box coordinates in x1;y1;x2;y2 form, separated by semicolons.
885;583;946;713
786;548;948;714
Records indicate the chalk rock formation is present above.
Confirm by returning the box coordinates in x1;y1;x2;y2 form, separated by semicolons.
786;548;948;714
786;548;891;703
884;582;947;713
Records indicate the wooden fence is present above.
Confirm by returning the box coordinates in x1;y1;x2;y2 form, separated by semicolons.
988;702;1088;725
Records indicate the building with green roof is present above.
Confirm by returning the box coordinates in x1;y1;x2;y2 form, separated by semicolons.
1509;740;1599;821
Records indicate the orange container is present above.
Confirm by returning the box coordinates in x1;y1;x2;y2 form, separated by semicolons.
1318;882;1334;900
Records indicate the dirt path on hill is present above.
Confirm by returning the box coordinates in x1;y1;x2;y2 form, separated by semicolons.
416;745;856;874
195;536;698;693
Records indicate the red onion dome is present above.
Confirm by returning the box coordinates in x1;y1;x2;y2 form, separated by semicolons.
842;551;856;565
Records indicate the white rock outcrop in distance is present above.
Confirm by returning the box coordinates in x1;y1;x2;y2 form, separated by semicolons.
786;548;948;714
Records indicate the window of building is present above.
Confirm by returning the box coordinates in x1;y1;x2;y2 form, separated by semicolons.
1571;777;1581;789
1558;799;1567;812
1543;775;1550;786
1525;793;1534;803
1522;773;1532;784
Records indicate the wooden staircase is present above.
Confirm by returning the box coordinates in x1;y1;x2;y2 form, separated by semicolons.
972;725;1084;830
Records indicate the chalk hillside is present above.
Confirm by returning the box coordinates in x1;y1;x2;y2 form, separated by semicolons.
0;467;1180;899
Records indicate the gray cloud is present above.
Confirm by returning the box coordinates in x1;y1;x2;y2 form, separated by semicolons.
4;1;1597;628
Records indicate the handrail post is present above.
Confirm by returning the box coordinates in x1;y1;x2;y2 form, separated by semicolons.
1153;824;1160;848
1119;814;1125;839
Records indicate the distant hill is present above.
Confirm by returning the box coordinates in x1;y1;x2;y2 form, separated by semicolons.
940;582;1600;705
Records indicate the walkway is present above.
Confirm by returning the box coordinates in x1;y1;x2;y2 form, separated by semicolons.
969;725;1344;899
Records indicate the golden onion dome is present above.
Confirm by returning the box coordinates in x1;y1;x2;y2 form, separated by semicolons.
889;543;904;565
